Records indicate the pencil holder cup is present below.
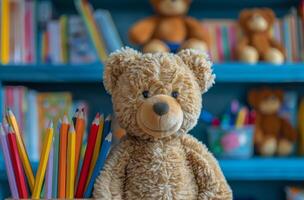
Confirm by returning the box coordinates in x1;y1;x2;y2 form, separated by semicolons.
207;126;254;159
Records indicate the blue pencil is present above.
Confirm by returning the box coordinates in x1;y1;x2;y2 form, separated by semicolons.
52;120;61;198
84;115;112;198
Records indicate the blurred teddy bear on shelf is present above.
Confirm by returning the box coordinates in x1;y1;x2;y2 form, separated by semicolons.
248;88;297;156
236;8;285;64
128;0;209;53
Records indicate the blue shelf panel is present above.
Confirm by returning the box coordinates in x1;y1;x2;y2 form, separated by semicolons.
220;157;304;180
214;62;304;83
0;63;103;82
1;63;304;83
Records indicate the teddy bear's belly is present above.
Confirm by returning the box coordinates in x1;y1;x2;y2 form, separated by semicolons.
124;145;198;200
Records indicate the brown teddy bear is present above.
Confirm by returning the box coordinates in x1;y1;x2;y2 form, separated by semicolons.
128;0;209;53
93;47;232;199
236;8;285;64
248;88;297;156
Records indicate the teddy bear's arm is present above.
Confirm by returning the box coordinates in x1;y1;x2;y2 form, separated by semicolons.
181;134;232;200
281;118;297;141
128;16;158;45
236;37;250;53
93;139;131;199
185;17;210;45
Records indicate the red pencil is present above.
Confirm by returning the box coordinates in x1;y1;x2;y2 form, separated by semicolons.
7;127;29;198
75;114;100;198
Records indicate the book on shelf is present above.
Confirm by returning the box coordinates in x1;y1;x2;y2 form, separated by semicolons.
0;86;89;162
0;0;123;65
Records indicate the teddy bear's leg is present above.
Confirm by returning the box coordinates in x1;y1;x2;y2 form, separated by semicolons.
93;140;131;199
180;38;208;52
259;137;277;156
263;48;284;64
143;39;170;53
181;134;232;200
277;139;293;156
239;46;259;64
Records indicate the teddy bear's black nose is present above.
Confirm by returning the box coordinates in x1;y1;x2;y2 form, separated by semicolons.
153;102;169;116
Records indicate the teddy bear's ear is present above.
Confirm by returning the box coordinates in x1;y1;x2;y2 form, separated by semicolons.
239;9;252;27
248;89;258;108
103;47;141;94
177;49;215;93
262;8;275;25
273;89;284;102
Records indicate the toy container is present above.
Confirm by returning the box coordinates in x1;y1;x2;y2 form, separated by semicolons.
207;126;254;159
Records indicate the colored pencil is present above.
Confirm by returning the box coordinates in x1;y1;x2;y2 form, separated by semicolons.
75;114;100;198
1;0;10;64
75;110;85;177
45;143;54;199
32;121;54;199
84;123;112;198
52;119;61;198
235;107;248;128
72;108;79;127
66;124;76;198
6;108;35;191
7;127;29;198
85;115;104;190
0;124;19;199
58;115;69;198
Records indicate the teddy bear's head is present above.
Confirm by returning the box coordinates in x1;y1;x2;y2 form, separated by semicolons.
150;0;192;16
248;88;283;115
104;47;214;140
239;8;275;34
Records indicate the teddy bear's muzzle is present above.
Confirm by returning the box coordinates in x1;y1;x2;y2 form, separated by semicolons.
136;94;183;138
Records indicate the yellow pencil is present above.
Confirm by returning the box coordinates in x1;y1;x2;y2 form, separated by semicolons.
66;124;76;198
1;0;10;64
6;109;35;191
32;121;54;199
85;115;104;190
235;107;247;128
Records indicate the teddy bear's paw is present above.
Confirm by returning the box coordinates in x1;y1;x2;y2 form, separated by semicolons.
260;137;277;156
180;39;208;52
264;48;284;64
277;139;293;156
239;46;258;64
143;39;169;53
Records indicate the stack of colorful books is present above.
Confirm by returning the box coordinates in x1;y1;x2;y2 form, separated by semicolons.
0;108;111;198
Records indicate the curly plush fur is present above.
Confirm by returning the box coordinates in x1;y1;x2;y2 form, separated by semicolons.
94;47;232;199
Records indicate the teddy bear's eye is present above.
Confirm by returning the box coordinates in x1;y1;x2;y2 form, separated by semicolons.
142;90;150;98
171;91;179;98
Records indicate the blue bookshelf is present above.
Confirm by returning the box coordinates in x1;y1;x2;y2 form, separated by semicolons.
1;63;304;82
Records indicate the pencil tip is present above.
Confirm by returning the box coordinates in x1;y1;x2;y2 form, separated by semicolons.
63;115;69;123
106;115;111;120
0;124;5;135
8;126;14;133
69;124;75;133
48;121;53;128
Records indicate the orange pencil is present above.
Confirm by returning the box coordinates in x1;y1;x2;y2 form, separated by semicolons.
58;115;69;198
75;110;85;177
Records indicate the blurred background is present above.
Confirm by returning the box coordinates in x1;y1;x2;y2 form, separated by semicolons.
1;0;304;199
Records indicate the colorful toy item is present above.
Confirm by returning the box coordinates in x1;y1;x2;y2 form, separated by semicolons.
128;0;209;53
93;47;232;199
248;88;297;156
236;8;285;64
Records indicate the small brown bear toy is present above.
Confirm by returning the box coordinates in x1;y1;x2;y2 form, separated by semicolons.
236;8;285;64
248;88;297;156
128;0;209;53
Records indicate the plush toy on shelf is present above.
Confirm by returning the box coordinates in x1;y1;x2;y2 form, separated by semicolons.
236;8;285;64
128;0;209;53
93;47;232;199
248;88;297;156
